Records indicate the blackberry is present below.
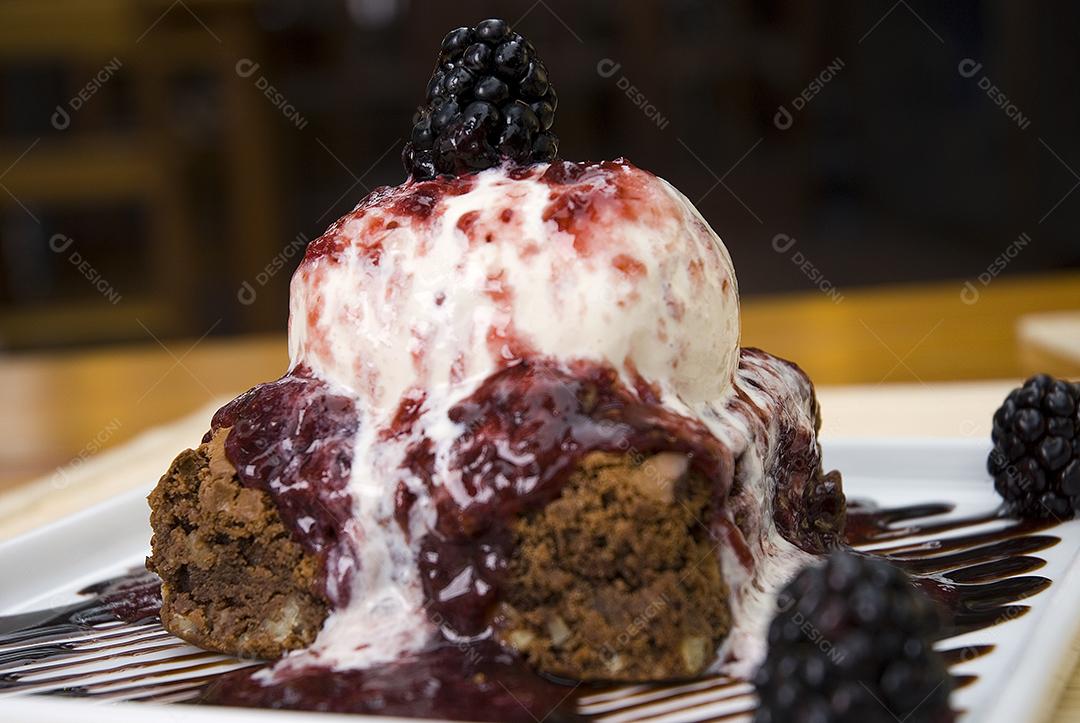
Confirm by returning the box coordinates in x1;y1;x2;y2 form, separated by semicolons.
754;552;954;723
988;373;1080;519
402;19;559;180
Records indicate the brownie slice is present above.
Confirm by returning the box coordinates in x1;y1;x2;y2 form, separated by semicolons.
148;438;731;677
146;429;329;659
495;451;731;681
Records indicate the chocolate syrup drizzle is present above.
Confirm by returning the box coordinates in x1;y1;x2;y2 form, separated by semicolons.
849;501;1057;642
0;498;1062;720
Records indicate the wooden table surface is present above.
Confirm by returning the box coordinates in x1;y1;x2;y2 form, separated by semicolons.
1;270;1079;720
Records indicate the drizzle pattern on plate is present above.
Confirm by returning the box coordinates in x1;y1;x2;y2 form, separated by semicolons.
0;501;1060;722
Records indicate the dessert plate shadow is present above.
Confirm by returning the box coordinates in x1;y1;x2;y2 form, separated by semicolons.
1;437;1079;723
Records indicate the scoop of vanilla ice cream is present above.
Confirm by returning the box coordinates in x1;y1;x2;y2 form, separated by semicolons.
288;159;740;411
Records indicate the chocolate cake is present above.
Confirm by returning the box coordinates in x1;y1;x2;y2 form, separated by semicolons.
146;15;846;693
148;444;733;679
148;345;842;682
495;452;732;680
147;430;328;659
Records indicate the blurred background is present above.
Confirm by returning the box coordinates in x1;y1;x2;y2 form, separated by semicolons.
1;0;1079;489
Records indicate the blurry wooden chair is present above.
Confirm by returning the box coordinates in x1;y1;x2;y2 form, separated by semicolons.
0;0;277;349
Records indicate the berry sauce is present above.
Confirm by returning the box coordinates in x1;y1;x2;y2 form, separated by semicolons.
302;175;476;264
399;358;734;637
207;366;359;606
200;641;583;722
538;159;663;256
76;572;163;624
725;348;846;555
303;158;666;267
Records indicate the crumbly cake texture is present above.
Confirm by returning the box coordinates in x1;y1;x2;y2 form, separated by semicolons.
146;440;730;679
146;429;329;659
496;452;731;681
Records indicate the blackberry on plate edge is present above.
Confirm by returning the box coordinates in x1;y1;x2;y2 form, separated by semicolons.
988;373;1080;519
402;18;559;180
753;551;954;723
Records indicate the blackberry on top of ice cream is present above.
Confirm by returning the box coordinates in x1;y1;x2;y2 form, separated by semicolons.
753;551;954;723
402;18;559;179
988;373;1080;519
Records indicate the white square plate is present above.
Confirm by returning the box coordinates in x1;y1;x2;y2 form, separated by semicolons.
1;438;1079;723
